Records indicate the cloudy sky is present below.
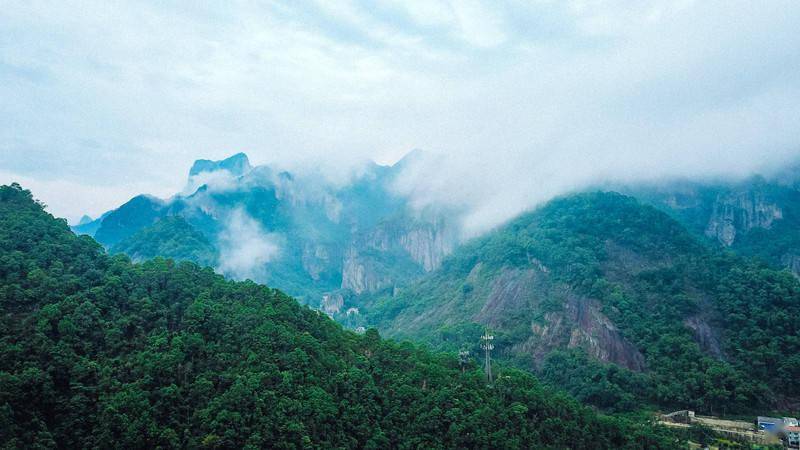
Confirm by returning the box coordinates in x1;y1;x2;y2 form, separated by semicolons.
2;0;800;224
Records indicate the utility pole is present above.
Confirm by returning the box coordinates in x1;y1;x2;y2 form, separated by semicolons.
480;328;494;384
458;348;470;373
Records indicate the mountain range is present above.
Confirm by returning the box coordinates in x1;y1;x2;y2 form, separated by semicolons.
3;183;679;448
365;191;800;414
74;152;458;325
72;153;800;415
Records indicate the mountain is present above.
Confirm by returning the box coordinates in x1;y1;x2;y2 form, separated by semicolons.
109;215;217;266
70;210;110;237
93;194;166;246
73;153;459;313
189;151;252;177
0;183;677;449
364;192;800;414
623;170;800;277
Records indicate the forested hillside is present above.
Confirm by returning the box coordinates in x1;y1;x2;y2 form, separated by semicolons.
366;192;800;414
626;173;800;278
110;215;218;266
0;184;677;449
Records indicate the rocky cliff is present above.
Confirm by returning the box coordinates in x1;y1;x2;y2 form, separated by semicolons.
369;193;735;375
472;266;646;371
704;191;782;246
625;176;800;276
340;217;456;294
80;152;463;313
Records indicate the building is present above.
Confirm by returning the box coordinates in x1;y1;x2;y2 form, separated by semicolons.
785;426;800;449
785;418;800;428
661;410;695;424
757;416;783;432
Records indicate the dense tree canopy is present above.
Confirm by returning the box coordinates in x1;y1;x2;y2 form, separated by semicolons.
368;192;800;414
110;215;218;266
0;184;679;449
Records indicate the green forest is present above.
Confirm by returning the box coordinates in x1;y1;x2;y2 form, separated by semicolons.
368;192;800;415
109;215;218;267
0;183;681;448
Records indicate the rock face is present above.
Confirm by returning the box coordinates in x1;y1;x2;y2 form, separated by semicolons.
341;218;456;294
562;297;645;371
684;315;724;359
474;267;646;371
301;243;332;281
704;191;782;246
82;151;463;310
375;192;745;374
321;293;344;316
341;246;395;294
399;220;453;271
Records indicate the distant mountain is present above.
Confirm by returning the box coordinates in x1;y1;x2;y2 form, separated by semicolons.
364;192;800;414
622;170;800;277
188;151;251;177
2;183;679;448
110;215;217;266
93;194;166;246
73;153;459;313
71;210;110;237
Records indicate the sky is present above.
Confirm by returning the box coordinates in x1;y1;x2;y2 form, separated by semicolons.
1;0;800;226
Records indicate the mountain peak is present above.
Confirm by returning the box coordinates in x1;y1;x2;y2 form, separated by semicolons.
189;152;252;178
391;148;425;170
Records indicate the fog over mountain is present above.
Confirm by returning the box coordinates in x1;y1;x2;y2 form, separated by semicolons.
2;1;799;227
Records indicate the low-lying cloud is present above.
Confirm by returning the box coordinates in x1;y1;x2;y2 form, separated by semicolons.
216;208;281;281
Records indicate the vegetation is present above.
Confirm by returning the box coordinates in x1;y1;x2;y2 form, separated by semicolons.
368;192;800;414
0;184;680;449
110;215;218;266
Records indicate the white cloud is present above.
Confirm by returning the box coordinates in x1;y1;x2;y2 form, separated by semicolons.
0;169;175;224
450;0;508;47
1;0;799;229
183;169;240;196
216;208;281;281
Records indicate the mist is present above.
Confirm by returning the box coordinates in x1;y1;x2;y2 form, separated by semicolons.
1;1;799;226
216;208;281;282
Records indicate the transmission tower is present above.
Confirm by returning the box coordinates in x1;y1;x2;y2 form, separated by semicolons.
480;328;494;384
458;348;470;373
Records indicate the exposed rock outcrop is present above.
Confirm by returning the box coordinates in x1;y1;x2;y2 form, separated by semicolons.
684;315;724;359
472;266;646;371
321;293;344;316
341;217;456;294
189;152;252;177
705;191;782;246
340;246;395;294
528;294;646;372
399;220;454;271
475;268;540;326
302;243;332;281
